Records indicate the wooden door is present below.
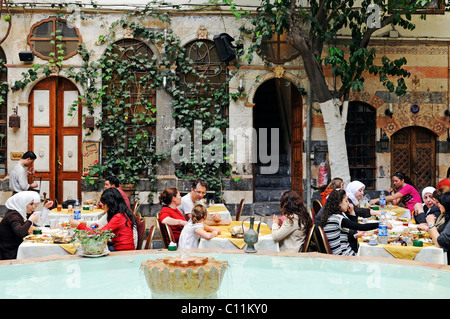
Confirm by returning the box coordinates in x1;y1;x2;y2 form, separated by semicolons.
291;86;303;195
29;77;82;203
391;126;436;192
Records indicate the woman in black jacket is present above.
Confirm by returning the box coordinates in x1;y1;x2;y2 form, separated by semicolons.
0;191;53;259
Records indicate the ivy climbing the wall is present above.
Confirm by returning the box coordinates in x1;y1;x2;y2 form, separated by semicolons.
11;4;233;201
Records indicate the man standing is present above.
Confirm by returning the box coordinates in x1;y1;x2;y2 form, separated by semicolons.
104;175;132;211
9;151;38;194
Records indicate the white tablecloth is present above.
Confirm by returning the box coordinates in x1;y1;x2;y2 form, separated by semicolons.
17;241;78;259
198;234;279;251
48;209;106;224
357;242;447;265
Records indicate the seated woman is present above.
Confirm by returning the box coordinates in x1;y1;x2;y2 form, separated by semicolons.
369;172;421;217
426;190;450;265
178;204;220;250
70;188;136;251
158;188;188;244
414;186;440;225
320;177;344;206
321;189;389;256
0;191;53;259
345;180;380;218
271;191;312;252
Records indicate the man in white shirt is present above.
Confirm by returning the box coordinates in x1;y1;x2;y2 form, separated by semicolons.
178;178;208;220
178;178;230;226
9;151;38;194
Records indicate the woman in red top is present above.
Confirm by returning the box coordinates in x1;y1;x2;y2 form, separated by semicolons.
70;188;136;251
159;188;188;243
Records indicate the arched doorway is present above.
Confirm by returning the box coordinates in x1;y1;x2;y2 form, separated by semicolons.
28;77;82;203
253;78;303;211
391;126;436;192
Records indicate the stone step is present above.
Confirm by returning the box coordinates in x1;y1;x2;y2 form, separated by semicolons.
251;201;281;216
254;175;291;188
254;188;290;202
254;164;290;176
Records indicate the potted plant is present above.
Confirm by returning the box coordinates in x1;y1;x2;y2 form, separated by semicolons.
72;229;115;255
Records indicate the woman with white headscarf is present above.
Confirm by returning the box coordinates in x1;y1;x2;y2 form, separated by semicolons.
345;181;380;218
0;191;51;259
414;186;440;226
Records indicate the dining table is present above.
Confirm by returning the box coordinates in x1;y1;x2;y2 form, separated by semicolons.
198;220;280;252
206;204;232;222
47;207;106;226
16;227;81;259
356;207;447;265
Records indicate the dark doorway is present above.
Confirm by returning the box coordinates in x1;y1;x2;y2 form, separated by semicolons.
253;78;303;214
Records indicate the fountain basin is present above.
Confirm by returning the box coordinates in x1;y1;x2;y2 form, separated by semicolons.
1;250;450;299
141;255;228;298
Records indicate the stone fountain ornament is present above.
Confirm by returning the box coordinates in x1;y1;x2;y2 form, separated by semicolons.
141;251;228;298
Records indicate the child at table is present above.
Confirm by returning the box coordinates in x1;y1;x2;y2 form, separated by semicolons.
178;205;220;250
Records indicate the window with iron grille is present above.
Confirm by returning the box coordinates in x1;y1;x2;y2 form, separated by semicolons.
101;39;156;178
180;39;228;105
345;101;376;189
175;39;229;175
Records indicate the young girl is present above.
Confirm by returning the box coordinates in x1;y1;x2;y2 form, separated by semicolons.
321;189;386;255
178;204;220;250
271;190;312;252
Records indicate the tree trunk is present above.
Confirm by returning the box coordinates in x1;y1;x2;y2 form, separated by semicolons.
319;99;351;185
289;29;351;185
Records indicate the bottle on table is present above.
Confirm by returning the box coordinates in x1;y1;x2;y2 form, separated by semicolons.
378;211;388;245
379;189;386;210
73;199;81;220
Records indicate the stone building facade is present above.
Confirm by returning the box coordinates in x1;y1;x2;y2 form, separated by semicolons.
0;0;448;218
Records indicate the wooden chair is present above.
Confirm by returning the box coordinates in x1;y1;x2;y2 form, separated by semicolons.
315;225;332;254
131;200;140;214
134;212;146;250
156;211;175;249
235;198;245;221
300;224;316;252
309;208;316;221
313;199;322;212
144;225;156;249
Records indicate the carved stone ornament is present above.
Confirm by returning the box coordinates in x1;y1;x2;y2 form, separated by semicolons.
273;65;285;78
123;27;134;39
49;64;59;75
197;25;208;40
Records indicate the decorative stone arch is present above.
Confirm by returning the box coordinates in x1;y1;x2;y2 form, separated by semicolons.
20;73;83;105
245;68;306;107
179;25;217;47
349;90;449;138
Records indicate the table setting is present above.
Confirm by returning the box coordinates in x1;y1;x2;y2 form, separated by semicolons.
18;226;79;259
357;207;447;264
198;219;279;251
17;216;108;259
48;206;105;224
206;203;232;222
